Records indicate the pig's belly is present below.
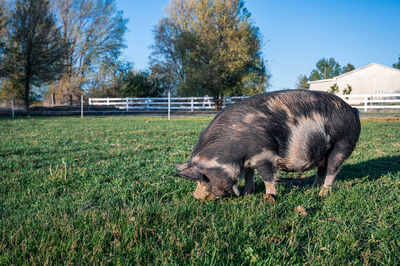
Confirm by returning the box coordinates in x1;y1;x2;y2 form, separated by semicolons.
278;156;325;173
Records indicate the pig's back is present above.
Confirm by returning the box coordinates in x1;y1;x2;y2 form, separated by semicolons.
192;90;360;171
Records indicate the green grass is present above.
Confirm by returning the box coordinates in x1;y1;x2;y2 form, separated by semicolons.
0;117;399;264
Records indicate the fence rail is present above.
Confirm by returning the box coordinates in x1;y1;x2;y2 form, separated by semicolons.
336;94;400;111
3;93;400;118
88;93;400;112
88;95;246;111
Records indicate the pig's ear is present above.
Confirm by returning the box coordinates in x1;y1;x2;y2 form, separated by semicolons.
175;161;190;171
173;167;204;181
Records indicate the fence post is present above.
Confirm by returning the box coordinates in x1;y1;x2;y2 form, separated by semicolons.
89;98;92;105
107;97;109;106
126;97;129;111
191;97;194;112
11;96;14;118
147;97;150;111
81;94;83;118
364;95;368;112
168;92;171;120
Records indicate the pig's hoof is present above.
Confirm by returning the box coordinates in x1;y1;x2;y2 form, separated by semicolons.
243;185;255;195
319;186;332;198
263;194;276;203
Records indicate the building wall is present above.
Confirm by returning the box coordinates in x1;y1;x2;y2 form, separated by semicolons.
309;64;400;95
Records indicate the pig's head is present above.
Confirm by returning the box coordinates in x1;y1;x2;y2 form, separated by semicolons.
174;162;240;201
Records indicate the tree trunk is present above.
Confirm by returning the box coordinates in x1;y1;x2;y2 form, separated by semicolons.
24;77;30;113
24;57;31;113
214;95;223;111
24;29;33;114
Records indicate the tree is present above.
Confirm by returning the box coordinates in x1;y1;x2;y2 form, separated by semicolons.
0;1;8;77
52;0;128;101
393;56;400;69
150;0;267;110
236;58;270;95
1;0;65;110
0;1;7;54
342;63;355;73
150;63;177;95
0;0;8;101
309;58;341;81
328;83;339;94
295;74;309;90
343;84;352;95
119;70;165;98
86;60;132;97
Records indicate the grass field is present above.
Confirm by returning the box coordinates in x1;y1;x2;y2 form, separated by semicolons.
0;117;399;264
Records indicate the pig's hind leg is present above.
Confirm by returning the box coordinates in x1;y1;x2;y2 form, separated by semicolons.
319;138;355;197
255;162;277;203
243;168;255;195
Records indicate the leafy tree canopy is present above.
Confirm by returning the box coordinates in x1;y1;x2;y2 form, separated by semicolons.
150;0;268;109
0;0;66;110
119;71;165;98
342;63;355;73
51;0;128;101
300;58;355;94
309;57;341;81
295;74;309;90
308;58;355;82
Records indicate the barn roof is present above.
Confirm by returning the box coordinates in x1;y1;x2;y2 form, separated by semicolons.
308;63;400;84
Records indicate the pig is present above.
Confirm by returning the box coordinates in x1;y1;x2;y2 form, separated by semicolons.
174;90;361;202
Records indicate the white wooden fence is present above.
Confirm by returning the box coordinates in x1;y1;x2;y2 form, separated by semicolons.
336;94;400;112
88;93;400;112
88;95;246;111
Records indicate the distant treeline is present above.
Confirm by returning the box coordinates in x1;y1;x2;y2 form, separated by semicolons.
3;0;396;111
0;0;269;111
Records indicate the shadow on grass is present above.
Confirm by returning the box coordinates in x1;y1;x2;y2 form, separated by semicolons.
252;155;400;193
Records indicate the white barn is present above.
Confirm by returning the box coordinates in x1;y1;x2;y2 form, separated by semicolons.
308;63;400;95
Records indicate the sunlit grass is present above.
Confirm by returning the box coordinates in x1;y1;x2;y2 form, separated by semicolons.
0;117;399;264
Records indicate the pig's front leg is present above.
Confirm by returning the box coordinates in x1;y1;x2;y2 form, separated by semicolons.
312;165;327;187
243;168;255;195
256;162;277;203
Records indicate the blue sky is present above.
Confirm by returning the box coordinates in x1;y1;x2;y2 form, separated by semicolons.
116;0;400;91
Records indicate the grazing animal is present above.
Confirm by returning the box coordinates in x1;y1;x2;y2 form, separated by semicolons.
174;90;361;201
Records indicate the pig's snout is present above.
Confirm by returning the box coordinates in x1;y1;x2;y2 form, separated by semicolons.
193;182;240;201
193;182;216;201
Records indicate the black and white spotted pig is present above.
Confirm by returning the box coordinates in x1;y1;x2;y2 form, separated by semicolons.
174;90;361;202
